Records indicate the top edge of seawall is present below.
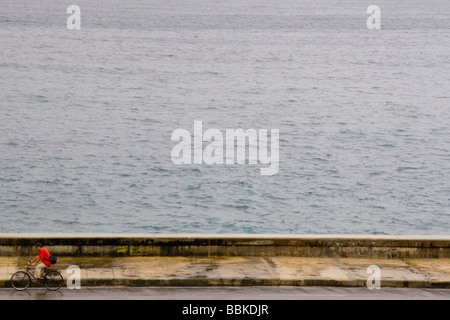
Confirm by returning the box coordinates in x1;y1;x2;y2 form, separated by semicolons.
0;233;449;240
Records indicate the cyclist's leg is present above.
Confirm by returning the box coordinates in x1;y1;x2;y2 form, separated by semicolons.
35;262;46;279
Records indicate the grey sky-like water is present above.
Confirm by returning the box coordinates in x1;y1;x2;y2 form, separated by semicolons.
1;0;449;234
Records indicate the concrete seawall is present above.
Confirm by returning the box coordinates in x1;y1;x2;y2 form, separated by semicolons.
2;234;450;288
1;233;449;258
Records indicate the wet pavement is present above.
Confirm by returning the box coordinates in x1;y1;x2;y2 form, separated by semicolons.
1;256;449;288
1;286;449;300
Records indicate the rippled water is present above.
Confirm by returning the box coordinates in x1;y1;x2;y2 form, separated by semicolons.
1;0;450;234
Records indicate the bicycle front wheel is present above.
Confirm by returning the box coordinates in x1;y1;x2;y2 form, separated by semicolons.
10;271;31;291
44;270;64;291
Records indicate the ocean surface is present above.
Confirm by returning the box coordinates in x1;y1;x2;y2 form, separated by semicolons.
1;0;449;234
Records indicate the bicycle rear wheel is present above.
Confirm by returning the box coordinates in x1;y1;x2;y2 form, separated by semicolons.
11;271;31;291
44;270;64;291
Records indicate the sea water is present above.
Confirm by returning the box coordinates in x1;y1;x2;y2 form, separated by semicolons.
1;0;449;234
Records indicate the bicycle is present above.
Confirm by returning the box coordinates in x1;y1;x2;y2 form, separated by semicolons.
10;261;64;291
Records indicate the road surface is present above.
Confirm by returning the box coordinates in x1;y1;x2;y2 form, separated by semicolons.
1;286;449;300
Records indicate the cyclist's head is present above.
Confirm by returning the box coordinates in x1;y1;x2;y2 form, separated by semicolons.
35;242;43;249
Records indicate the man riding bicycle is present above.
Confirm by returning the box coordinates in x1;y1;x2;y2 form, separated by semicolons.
30;243;51;282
